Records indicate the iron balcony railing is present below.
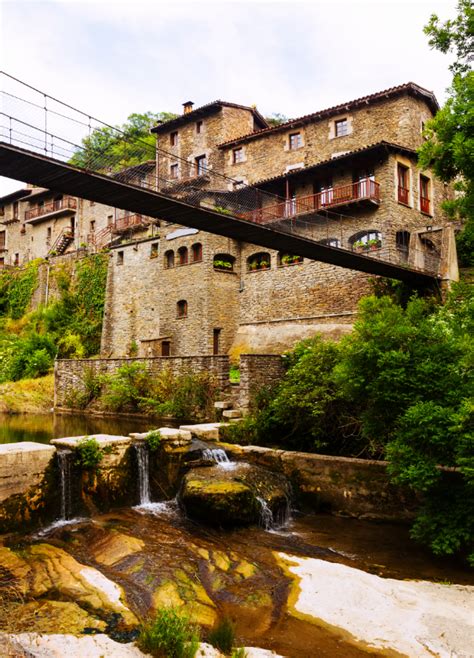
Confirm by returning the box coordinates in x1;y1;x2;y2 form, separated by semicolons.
241;179;380;224
111;213;150;234
25;196;77;221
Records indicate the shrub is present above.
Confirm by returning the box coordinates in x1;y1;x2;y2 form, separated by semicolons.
137;607;200;658
74;437;108;470
145;430;162;452
208;617;235;654
101;362;150;412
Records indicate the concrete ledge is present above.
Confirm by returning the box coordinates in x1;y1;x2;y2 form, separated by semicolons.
130;428;192;443
0;442;56;503
179;423;229;440
51;434;130;449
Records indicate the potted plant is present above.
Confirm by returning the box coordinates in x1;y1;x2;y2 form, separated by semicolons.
281;254;293;266
353;240;365;253
249;260;258;271
214;259;232;270
259;260;270;270
367;238;381;251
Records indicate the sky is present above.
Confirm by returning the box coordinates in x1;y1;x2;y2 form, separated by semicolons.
0;0;458;196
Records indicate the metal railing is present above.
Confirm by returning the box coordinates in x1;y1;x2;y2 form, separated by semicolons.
0;71;443;278
25;195;77;221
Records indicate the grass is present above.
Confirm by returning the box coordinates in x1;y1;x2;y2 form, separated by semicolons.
208;617;235;654
0;374;54;414
137;607;200;658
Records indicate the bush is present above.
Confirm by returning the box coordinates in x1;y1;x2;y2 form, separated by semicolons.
101;362;150;412
208;617;235;654
145;430;162;452
74;437;108;470
137;607;200;658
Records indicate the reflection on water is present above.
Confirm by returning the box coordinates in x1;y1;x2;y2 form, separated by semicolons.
0;412;162;444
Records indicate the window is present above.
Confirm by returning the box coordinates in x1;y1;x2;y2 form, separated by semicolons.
397;164;410;205
247;252;271;271
177;246;188;265
150;243;158;259
13;202;18;219
213;253;235;271
319;238;341;248
350;230;382;252
170;163;179;180
316;179;334;208
195;155;207;176
191;243;202;262
14;253;19;266
420;175;431;215
161;341;170;356
278;252;303;266
396;231;410;262
117;250;124;265
335;119;348;137
107;215;113;226
0;231;5;249
90;220;95;233
213;329;221;355
289;132;302;150
177;300;187;318
46;227;52;245
0;206;4;217
233;147;244;164
164;250;174;268
196;120;203;134
170;131;178;146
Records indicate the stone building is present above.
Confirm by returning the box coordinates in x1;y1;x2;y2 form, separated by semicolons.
1;83;459;357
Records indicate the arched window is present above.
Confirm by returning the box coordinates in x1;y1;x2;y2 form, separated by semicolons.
177;300;188;318
213;253;235;271
318;238;341;248
164;250;174;269
278;252;303;267
349;230;382;252
191;243;202;262
178;246;188;265
247;252;271;271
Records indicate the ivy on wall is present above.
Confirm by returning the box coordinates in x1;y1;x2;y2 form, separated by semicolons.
0;259;42;320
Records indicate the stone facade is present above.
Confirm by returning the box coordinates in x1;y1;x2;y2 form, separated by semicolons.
1;83;459;358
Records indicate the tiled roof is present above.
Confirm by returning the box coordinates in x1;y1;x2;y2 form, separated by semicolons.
250;141;417;188
218;83;438;149
0;188;32;204
151;101;268;134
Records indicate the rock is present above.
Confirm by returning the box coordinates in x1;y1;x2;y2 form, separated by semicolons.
214;401;232;410
0;442;56;503
179;423;229;440
276;552;474;658
14;600;106;634
130;428;192;443
152;571;217;626
51;434;130;449
91;531;144;566
179;463;290;527
0;633;148;657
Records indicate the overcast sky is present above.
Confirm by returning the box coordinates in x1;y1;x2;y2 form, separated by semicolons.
0;0;457;195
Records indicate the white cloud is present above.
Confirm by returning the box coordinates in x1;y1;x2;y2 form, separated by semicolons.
0;0;457;195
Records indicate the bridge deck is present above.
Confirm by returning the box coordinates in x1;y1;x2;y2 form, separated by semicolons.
0;142;437;287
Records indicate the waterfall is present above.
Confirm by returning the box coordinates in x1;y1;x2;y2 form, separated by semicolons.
256;496;274;530
135;443;151;506
58;449;73;521
203;448;231;465
256;494;291;532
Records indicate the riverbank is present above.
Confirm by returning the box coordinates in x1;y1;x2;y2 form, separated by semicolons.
0;374;54;414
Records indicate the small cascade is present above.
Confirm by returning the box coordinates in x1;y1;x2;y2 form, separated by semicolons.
135;443;151;506
202;448;233;468
256;496;274;530
58;449;74;521
256;493;292;532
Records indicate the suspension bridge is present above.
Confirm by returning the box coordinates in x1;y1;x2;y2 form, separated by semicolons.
0;72;442;287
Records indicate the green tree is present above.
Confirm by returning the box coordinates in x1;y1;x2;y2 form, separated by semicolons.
418;0;474;265
264;112;290;127
70;111;177;172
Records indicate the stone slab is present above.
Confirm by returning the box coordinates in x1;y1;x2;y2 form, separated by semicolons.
0;442;56;502
222;409;242;419
214;401;232;409
179;423;229;440
130;428;192;442
51;434;130;449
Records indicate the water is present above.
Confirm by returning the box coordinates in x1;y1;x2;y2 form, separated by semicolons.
58;449;74;520
257;496;274;530
256;494;291;532
202;447;234;468
135;443;151;506
0;412;172;445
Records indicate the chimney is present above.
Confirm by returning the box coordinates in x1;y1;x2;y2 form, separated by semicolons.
183;101;194;115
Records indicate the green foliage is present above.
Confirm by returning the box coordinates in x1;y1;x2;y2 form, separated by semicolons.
229;365;240;384
213;206;234;216
145;430;162;452
70;112;177;172
0;332;56;383
231;650;247;658
137;607;200;658
101;362;150;411
264;113;290;127
419;1;474;266
74;437;107;470
213;259;233;270
208;617;236;654
0;260;41;319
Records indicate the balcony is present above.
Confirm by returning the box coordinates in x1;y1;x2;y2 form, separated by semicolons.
241;179;380;224
25;196;77;224
111;213;150;235
420;196;431;215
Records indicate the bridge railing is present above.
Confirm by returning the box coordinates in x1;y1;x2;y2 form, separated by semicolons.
0;72;442;278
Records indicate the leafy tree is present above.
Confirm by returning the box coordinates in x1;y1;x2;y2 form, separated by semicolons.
418;0;474;265
264;112;291;127
70;111;177;172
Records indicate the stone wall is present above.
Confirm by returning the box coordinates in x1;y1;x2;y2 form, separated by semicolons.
238;354;286;409
221;444;420;521
54;355;231;408
221;94;434;184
